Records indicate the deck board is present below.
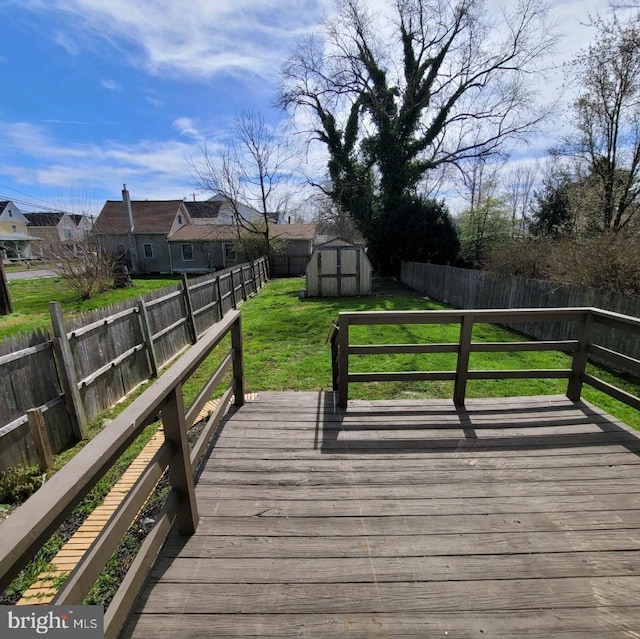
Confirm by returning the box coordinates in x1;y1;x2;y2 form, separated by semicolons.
122;391;640;638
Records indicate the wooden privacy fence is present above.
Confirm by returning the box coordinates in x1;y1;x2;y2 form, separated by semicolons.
0;258;266;471
401;261;640;371
329;308;640;411
0;309;244;639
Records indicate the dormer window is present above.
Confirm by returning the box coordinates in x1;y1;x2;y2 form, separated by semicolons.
177;214;183;224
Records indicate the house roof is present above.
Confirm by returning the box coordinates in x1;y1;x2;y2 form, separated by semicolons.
69;214;88;225
94;200;186;234
168;223;317;243
0;233;40;241
24;212;65;227
183;201;222;220
169;225;240;242
270;224;317;241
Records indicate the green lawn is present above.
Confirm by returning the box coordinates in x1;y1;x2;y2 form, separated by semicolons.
239;277;640;429
0;275;181;340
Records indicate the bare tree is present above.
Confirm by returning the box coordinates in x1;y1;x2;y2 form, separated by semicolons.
561;14;640;231
456;155;511;264
193;111;295;267
280;0;556;271
47;238;121;300
503;163;539;237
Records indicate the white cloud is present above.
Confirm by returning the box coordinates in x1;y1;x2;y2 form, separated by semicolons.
172;117;202;139
15;0;332;81
100;78;121;90
0;120;199;200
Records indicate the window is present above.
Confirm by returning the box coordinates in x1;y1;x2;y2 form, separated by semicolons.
143;243;153;258
11;225;17;233
181;243;194;261
177;214;183;224
65;227;73;239
8;210;12;217
116;243;126;256
224;242;236;260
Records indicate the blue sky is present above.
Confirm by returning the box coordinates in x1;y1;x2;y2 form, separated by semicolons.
0;0;612;216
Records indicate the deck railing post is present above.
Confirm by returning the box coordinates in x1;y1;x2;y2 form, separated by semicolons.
162;386;199;534
567;310;594;401
337;314;349;409
231;315;245;407
331;326;339;392
454;313;474;406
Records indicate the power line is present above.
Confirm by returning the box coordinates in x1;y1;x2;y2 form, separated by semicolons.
0;182;60;209
0;194;65;213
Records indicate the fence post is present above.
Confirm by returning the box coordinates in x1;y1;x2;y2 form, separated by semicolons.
454;313;474;407
28;408;53;472
567;310;594;401
49;302;87;439
215;275;223;321
182;274;198;344
337;314;349;409
0;261;12;315
137;299;158;378
162;386;198;534
231;315;245;407
240;266;248;301
250;261;257;295
230;270;238;309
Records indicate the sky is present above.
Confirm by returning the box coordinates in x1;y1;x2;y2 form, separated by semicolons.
0;0;617;217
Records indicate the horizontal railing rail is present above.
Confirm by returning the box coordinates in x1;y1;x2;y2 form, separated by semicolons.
0;309;244;639
330;307;640;410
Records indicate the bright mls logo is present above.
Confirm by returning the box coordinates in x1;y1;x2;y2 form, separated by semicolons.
1;606;103;638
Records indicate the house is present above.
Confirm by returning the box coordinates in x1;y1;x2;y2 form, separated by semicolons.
0;201;39;260
167;223;317;275
270;224;317;276
93;187;190;273
167;224;242;273
184;194;278;225
24;212;93;257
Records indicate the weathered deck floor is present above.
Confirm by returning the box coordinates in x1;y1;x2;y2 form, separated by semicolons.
122;391;640;638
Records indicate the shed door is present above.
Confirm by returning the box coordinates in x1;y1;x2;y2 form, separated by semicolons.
317;246;361;296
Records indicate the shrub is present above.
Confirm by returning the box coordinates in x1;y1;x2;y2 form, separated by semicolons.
0;465;44;504
485;232;640;295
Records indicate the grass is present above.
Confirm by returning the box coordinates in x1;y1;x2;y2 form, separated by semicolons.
0;274;181;340
3;274;640;604
238;277;640;429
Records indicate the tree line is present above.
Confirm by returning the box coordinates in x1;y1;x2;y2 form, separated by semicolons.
192;0;640;293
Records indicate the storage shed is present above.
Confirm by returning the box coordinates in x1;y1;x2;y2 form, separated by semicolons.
305;238;373;297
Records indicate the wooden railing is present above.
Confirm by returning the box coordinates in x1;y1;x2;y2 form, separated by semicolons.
329;307;640;410
0;310;244;639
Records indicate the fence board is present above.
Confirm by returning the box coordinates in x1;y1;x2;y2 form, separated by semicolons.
0;258;266;471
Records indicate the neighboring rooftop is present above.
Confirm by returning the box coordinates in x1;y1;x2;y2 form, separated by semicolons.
94;200;187;234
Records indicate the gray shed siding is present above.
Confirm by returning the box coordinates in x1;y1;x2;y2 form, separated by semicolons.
306;239;372;296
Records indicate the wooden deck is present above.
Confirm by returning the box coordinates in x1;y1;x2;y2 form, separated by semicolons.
122;391;640;638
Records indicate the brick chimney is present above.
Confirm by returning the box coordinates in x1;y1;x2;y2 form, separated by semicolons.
122;184;139;273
